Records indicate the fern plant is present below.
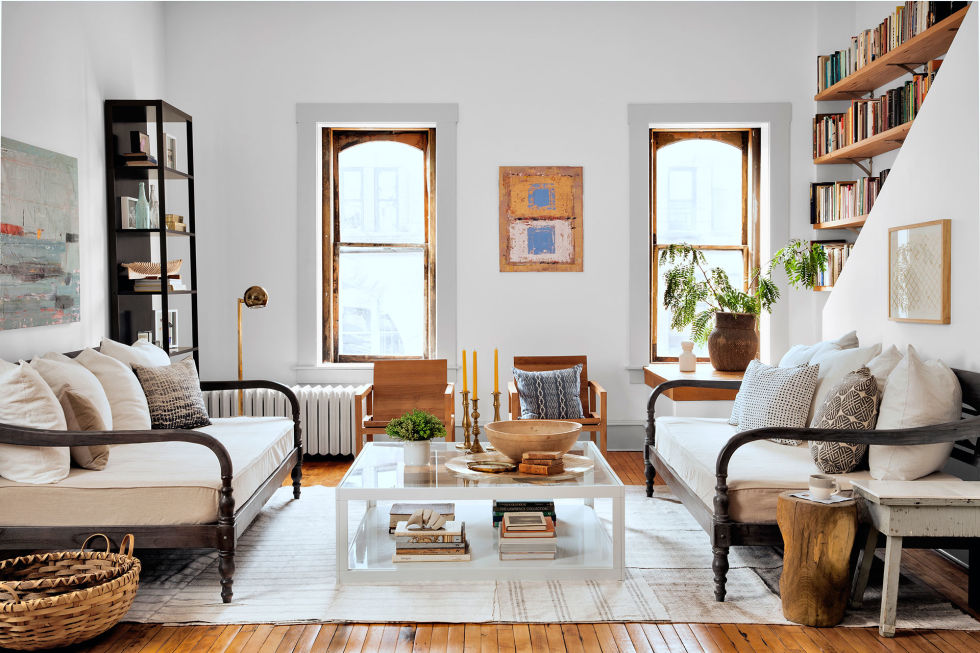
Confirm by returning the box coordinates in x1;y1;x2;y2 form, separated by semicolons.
659;240;826;344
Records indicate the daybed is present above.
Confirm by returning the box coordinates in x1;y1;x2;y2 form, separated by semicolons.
644;367;980;608
0;378;302;604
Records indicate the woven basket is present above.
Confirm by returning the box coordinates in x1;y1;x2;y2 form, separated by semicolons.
0;534;140;651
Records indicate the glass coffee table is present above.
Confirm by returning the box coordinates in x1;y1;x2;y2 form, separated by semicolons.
335;441;625;584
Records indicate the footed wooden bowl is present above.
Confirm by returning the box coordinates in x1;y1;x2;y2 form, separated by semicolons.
484;420;582;463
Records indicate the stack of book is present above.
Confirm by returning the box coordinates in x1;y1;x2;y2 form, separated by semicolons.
388;503;455;534
814;241;854;288
810;169;890;224
518;451;564;476
131;276;186;292
816;2;965;93
498;512;557;560
492;500;557;528
392;520;469;562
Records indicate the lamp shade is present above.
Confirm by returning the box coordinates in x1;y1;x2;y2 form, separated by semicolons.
242;285;268;308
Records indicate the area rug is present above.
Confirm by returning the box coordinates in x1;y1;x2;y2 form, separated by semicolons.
125;486;979;628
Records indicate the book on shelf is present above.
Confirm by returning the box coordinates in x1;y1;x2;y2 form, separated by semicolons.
131;275;186;292
394;545;468;555
816;2;966;93
392;548;471;563
500;551;555;560
388;503;455;534
502;513;549;531
501;517;556;539
810;169;889;225
498;519;557;560
492;500;557;527
392;520;470;562
814;241;854;288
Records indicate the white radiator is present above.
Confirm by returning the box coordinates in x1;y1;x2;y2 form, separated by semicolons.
203;385;364;456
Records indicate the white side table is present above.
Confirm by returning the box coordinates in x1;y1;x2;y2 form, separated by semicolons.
850;479;980;637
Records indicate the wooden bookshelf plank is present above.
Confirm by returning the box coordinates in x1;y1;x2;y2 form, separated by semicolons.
815;7;968;101
814;121;912;164
813;214;868;230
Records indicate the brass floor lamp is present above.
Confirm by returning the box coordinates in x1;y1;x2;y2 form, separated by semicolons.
238;285;268;415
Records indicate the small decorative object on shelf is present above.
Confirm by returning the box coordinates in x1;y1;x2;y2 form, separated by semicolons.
678;341;697;372
120;196;137;229
122;259;183;279
165;133;177;169
165;213;187;232
391;520;469;562
130;131;151;156
518;451;565;476
135;182;149;229
136;330;152;343
148;185;160;229
404;508;447;531
388;503;454;534
385;409;447;466
154;309;178;348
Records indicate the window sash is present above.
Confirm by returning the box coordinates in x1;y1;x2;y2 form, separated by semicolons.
323;128;436;362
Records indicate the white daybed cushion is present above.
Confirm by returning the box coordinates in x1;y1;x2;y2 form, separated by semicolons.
653;415;956;523
0;361;70;484
100;337;171;368
0;416;294;526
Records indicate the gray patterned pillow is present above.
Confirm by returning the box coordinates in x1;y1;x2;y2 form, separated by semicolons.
133;358;211;430
513;365;584;420
729;359;763;426
736;362;820;445
809;367;881;473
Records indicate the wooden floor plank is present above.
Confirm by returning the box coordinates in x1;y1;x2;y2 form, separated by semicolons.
306;625;337;653
412;624;432;653
256;626;290;653
593;623;621;653
624;623;653;653
463;624;481;653
735;625;786;653
395;625;416;653
342;624;368;652
512;624;533;653
270;625;304;653
479;624;497;653
560;624;586;653
609;624;638;653
670;624;706;653
358;624;384;653
528;625;550;652
220;624;261;653
445;624;465;653
290;625;321;653
325;624;353;653
496;624;517;653
545;624;566;653
688;624;727;653
379;625;402;653
637;624;675;653
428;624;449;653
132;626;181;653
174;626;215;653
578;624;605;653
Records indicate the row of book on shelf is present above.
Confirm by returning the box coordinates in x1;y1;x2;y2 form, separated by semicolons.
813;61;941;158
810;169;890;225
815;242;853;289
387;500;559;562
816;1;966;93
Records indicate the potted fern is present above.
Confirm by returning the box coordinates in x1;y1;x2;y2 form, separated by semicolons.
660;240;827;371
385;409;447;465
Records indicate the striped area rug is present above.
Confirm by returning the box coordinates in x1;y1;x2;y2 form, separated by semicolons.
125;486;979;628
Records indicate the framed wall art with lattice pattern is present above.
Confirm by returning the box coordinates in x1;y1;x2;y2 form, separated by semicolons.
888;219;950;324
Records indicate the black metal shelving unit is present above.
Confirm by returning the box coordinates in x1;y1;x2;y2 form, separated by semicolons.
104;100;199;366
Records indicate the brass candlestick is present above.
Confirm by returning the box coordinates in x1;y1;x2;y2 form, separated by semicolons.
491;391;502;422
469;397;485;454
457;391;472;450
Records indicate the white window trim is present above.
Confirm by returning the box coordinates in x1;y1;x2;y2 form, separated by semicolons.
295;103;459;384
625;103;792;383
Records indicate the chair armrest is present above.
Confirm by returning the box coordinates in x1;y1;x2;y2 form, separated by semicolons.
445;382;455;420
588;380;607;419
507;381;520;420
356;383;374;400
201;379;302;449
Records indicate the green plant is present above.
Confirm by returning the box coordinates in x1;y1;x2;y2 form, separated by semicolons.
659;240;827;343
385;409;447;442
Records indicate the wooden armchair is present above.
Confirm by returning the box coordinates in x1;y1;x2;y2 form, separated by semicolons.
354;359;455;455
507;355;608;455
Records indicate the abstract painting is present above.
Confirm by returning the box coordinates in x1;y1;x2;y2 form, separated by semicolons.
888;219;950;324
1;138;80;330
499;166;583;272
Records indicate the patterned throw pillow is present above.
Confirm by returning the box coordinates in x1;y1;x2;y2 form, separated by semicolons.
809;367;881;474
133;358;211;430
736;362;820;445
729;359;763;426
513;365;584;420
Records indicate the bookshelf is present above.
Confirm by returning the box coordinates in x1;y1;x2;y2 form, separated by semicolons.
103;100;199;364
814;7;968;101
813;122;913;166
812;214;868;231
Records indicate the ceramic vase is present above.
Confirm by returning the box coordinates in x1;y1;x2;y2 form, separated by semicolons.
678;341;697;372
148;185;160;229
707;312;758;372
135;183;150;229
403;440;431;466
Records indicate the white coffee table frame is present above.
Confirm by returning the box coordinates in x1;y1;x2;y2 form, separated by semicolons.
335;441;625;584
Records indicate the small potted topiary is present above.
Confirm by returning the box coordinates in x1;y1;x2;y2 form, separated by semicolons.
385;409;447;465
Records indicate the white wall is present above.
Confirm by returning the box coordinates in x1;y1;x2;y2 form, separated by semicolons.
162;1;823;439
823;6;979;370
0;1;166;360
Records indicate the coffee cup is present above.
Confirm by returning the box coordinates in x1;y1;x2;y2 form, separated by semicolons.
809;474;840;500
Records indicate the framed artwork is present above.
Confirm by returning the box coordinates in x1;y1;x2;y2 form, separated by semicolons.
1;138;80;330
120;196;138;229
499;166;583;272
154;309;179;348
888;219;950;324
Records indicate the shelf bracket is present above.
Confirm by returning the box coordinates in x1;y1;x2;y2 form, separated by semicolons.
888;62;925;74
847;160;872;176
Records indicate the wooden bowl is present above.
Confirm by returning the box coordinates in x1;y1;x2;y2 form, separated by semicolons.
484;420;582;463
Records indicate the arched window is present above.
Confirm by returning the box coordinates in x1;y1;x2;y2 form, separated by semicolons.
651;130;755;361
324;129;435;361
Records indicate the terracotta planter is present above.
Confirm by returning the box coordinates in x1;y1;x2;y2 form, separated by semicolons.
707;312;759;372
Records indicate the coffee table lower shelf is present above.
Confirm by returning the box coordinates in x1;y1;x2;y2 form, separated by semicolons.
337;500;621;584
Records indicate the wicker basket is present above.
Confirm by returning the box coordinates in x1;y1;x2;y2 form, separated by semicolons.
0;534;140;651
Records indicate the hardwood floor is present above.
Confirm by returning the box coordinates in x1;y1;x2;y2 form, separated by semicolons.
61;452;979;653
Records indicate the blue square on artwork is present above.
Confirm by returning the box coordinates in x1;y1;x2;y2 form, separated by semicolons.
527;225;556;255
527;183;556;210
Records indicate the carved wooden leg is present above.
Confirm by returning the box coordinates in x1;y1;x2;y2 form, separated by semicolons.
291;459;303;499
644;393;657;498
712;546;730;602
219;548;235;603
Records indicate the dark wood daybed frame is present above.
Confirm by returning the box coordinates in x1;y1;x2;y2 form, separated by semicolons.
644;367;980;609
0;377;302;604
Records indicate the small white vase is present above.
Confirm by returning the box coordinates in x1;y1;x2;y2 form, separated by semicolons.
678;341;697;372
403;440;431;466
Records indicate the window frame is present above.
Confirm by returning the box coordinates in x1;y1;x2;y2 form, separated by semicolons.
649;128;756;363
322;127;436;363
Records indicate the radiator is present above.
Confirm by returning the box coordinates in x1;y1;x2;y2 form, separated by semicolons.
203;385;364;456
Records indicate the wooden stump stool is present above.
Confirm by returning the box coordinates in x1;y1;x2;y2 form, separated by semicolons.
776;491;857;627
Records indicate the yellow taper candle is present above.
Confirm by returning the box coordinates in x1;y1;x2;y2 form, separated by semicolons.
461;350;467;393
494;348;499;393
473;350;478;399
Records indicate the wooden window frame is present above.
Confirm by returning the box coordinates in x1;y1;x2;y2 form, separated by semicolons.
322;127;436;363
649;128;759;363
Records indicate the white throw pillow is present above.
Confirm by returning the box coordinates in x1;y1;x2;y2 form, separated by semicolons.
0;360;70;484
778;330;859;368
829;330;860;350
869;346;962;481
866;345;904;393
31;356;113;429
807;344;882;425
100;337;171;368
75;348;151;430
